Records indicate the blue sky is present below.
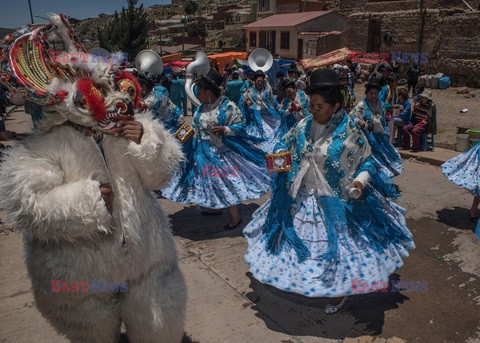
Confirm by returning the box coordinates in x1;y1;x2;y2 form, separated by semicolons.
0;0;172;29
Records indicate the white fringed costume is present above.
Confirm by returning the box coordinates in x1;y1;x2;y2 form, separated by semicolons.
0;14;186;342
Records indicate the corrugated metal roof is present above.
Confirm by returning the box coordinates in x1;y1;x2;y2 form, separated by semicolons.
243;11;331;29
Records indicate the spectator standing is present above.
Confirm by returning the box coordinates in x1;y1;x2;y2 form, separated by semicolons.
407;62;421;98
170;73;188;117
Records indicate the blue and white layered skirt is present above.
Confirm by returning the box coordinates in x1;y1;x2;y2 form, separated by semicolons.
245;108;284;154
442;142;480;197
163;141;271;209
244;186;415;298
367;131;403;177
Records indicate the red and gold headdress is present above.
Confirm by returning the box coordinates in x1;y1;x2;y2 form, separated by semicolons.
0;14;142;133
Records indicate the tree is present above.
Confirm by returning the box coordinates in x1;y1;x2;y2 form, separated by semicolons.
97;0;148;62
182;0;199;54
184;0;199;18
186;22;207;38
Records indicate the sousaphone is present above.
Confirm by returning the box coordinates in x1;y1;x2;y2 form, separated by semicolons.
248;48;273;72
135;49;164;76
185;51;210;107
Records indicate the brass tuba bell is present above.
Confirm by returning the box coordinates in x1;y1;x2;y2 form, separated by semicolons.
185;51;210;107
248;48;273;72
135;49;164;76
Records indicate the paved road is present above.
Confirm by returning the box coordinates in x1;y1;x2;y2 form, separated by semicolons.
1;112;479;343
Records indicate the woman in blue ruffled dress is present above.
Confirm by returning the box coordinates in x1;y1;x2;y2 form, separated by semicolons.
350;78;403;179
163;70;271;229
238;70;284;153
144;83;184;133
442;141;480;238
278;78;310;130
243;69;415;314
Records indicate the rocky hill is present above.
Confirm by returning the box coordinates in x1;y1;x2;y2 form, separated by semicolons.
73;0;247;51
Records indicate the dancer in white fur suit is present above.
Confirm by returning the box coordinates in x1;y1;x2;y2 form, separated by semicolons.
0;15;186;342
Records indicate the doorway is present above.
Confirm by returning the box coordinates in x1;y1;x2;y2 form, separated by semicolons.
367;19;381;52
270;31;276;55
297;38;303;60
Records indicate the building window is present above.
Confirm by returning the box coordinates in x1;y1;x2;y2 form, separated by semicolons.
249;31;257;47
259;31;267;48
260;0;270;12
280;31;290;49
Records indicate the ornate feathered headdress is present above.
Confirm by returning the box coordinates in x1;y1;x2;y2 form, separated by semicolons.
0;14;142;134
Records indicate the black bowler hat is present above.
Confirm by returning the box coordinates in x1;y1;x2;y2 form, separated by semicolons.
200;70;223;92
253;70;266;80
281;78;296;91
305;69;343;95
365;77;382;91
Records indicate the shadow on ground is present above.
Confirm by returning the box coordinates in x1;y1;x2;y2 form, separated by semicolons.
244;273;408;340
436;206;476;231
119;333;199;342
169;203;260;241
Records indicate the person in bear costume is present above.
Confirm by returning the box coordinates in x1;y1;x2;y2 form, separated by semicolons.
0;14;186;342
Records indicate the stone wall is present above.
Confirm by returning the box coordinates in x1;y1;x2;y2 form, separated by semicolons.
340;4;480;87
275;0;325;14
316;31;343;55
276;0;301;13
339;0;480;15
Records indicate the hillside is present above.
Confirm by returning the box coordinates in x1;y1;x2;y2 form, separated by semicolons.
73;0;247;51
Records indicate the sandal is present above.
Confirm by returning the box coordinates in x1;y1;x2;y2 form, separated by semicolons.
224;219;242;230
201;210;222;216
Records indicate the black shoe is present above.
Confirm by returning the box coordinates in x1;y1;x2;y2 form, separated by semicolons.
224;219;242;230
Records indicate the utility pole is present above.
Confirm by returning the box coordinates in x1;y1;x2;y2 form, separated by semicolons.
417;0;425;53
28;0;34;24
182;15;186;55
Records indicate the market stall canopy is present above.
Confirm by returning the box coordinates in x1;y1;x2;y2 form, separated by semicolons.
208;52;248;72
300;47;378;70
164;60;191;68
162;53;183;64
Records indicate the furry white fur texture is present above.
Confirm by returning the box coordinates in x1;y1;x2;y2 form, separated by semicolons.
0;112;186;342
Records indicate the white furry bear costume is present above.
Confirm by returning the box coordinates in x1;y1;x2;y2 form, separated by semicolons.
0;14;186;342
